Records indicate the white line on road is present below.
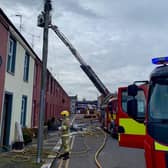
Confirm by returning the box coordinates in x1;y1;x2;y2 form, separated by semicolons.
57;135;75;168
65;136;75;168
41;163;51;168
41;115;76;168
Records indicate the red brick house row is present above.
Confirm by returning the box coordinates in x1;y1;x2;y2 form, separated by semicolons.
32;57;70;127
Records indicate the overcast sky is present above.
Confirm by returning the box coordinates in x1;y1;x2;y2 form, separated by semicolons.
1;0;168;100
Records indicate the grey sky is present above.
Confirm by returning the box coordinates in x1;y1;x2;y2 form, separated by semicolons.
1;0;168;99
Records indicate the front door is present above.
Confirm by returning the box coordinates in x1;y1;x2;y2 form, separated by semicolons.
2;93;13;148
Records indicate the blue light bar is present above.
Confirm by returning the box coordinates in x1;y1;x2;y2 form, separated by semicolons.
152;57;168;65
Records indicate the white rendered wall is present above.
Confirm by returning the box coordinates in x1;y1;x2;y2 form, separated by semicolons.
4;40;35;145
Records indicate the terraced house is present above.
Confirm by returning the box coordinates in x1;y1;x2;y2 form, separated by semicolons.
0;9;35;148
0;9;8;147
0;9;70;149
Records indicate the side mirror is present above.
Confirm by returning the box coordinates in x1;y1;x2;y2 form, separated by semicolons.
127;99;138;119
128;84;138;97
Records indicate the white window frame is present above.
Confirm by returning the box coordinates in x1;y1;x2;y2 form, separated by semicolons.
7;38;15;72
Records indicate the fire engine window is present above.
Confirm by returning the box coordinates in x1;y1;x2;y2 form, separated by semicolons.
149;82;168;120
136;90;146;118
121;90;145;117
121;91;128;112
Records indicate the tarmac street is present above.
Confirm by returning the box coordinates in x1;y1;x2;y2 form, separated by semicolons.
99;137;145;168
64;114;145;168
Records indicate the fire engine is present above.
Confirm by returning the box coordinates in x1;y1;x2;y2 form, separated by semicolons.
102;97;118;137
117;82;148;148
127;57;168;168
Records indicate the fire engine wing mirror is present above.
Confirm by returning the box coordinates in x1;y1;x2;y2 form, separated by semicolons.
128;84;138;97
127;99;138;119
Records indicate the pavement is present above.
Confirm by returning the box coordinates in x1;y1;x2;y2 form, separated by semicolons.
0;129;60;168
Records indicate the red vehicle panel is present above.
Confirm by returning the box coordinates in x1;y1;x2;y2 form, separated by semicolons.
119;134;145;148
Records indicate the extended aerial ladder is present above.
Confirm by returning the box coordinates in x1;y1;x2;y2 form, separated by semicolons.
50;24;110;97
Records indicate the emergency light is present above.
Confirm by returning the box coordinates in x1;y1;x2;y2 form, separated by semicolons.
152;57;168;65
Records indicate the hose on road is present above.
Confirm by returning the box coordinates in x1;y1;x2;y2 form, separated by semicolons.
51;118;107;168
94;128;107;168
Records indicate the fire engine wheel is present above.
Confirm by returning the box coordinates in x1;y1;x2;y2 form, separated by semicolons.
110;128;118;139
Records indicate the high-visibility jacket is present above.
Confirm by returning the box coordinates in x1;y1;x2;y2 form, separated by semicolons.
61;117;70;136
61;117;70;153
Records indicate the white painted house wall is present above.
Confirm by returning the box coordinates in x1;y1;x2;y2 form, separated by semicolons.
4;28;35;145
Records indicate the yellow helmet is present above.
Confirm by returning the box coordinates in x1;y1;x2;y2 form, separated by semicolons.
61;110;69;117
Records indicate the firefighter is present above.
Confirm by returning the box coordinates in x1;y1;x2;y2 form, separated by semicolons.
59;110;70;160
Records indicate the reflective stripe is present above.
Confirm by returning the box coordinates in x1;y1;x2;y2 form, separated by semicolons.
61;134;70;137
155;141;168;151
118;134;120;141
119;118;145;135
108;113;111;120
62;125;67;130
113;114;116;120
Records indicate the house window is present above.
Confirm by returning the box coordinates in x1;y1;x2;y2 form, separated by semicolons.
7;37;16;73
20;95;27;127
23;52;30;81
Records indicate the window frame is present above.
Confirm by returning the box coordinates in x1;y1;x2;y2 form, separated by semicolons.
20;95;27;127
121;89;146;118
7;36;17;74
23;52;30;82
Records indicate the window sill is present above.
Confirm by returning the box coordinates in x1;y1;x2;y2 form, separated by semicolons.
23;80;29;83
7;70;15;76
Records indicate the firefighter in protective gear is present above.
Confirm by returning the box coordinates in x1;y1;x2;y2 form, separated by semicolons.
59;110;70;160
